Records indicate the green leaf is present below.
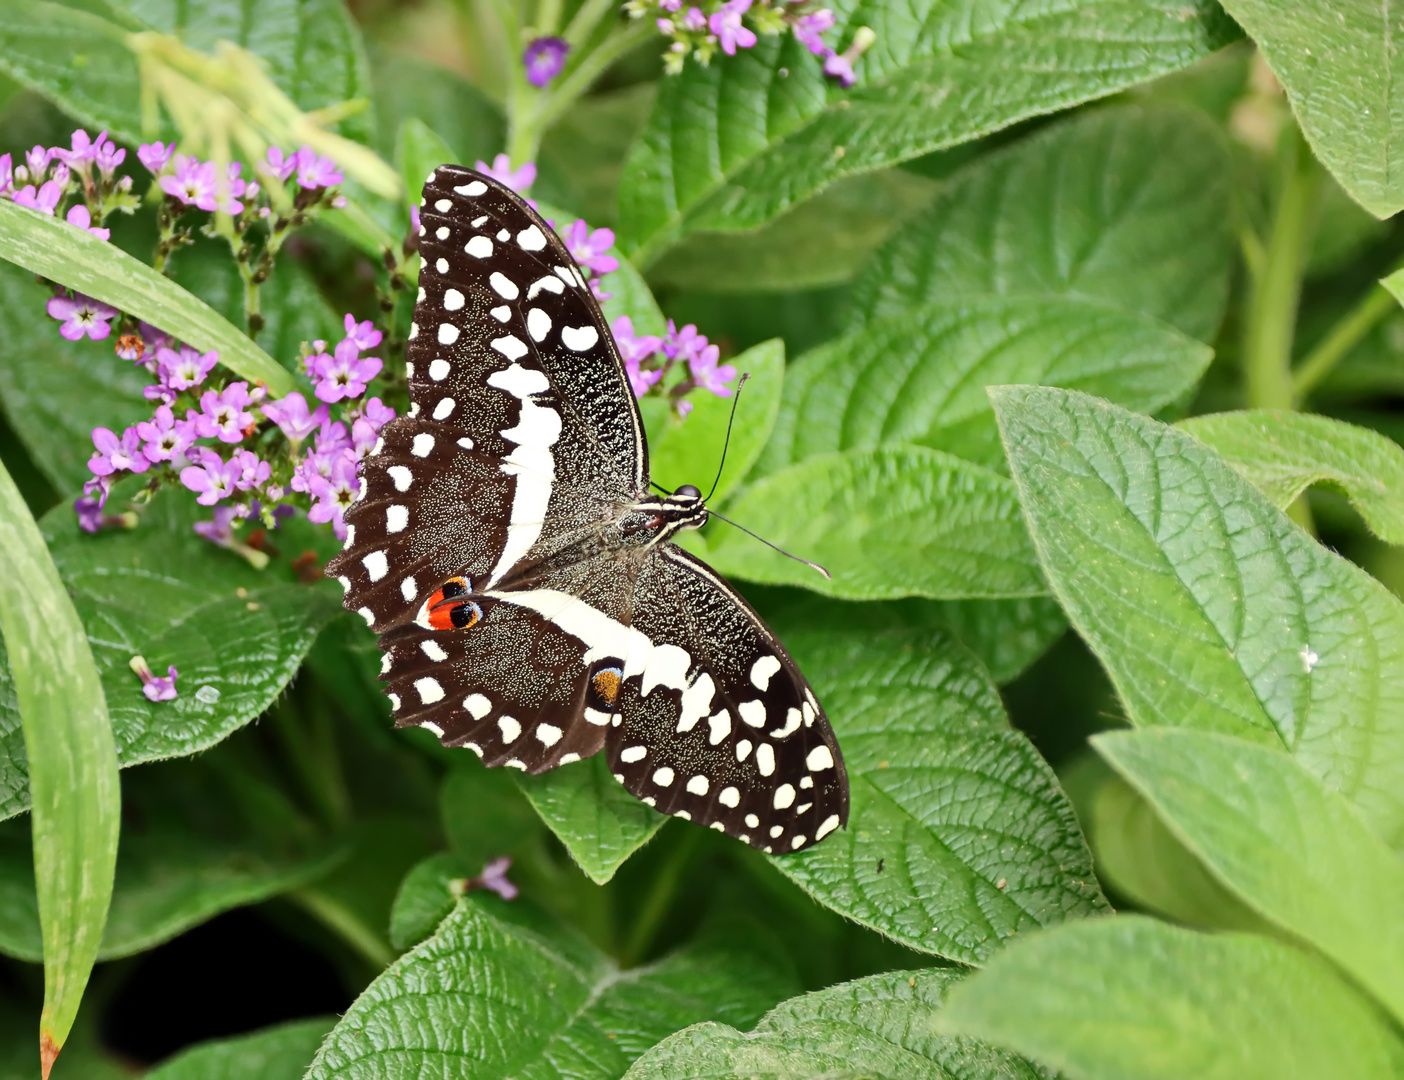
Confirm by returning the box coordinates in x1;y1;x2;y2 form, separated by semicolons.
647;339;784;503
1179;410;1404;545
0;489;343;821
618;5;1238;264
992;387;1404;847
306;898;798;1080
388;851;472;951
846;106;1238;343
1382;267;1404;306
625;967;1048;1080
757;300;1212;475
1098;727;1404;1026
774;626;1106;964
753;585;1067;686
1215;0;1404;218
0;740;344;962
118;0;375;143
1087;769;1269;932
514;756;664;886
143;1017;336;1080
937;916;1404;1080
369;47;504;170
703;446;1044;600
0;200;294;397
0;458;118;1070
0;1;144;143
645;169;939;293
396;118;457;218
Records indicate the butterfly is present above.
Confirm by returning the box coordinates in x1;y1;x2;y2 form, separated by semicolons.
326;165;848;853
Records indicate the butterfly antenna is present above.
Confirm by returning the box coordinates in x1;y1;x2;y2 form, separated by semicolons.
705;372;750;502
706;507;831;580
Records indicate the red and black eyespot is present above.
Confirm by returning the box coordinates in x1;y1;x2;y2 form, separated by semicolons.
423;577;483;631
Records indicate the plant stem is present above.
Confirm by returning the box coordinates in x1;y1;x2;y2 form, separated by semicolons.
619;826;702;966
1291;284;1397;400
1245;125;1321;412
289;887;395;969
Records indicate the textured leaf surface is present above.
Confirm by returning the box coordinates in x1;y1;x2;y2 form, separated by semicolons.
0;200;294;396
1216;0;1404;217
775;627;1106;963
0;744;343;962
625;968;1049;1080
1179;410;1404;544
0;458;118;1061
705;446;1043;599
618;3;1237;263
847;106;1236;343
757;299;1211;474
388;851;472;951
938;917;1404;1080
0;491;342;821
144;1017;336;1080
307;898;798;1080
514;755;665;885
1098;728;1404;1026
993;387;1404;847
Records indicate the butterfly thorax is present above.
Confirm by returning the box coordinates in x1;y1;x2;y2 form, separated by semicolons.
620;485;709;548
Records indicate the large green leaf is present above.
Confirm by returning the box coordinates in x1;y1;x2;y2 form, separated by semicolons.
703;446;1044;600
624;968;1048;1080
0;740;342;962
1098;728;1404;1027
144;1018;336;1080
0;458;118;1073
1179;410;1404;545
0;200;294;397
774;626;1106;964
0;490;343;821
846;105;1237;343
757;299;1212;475
617;3;1238;264
938;917;1404;1080
306;898;799;1080
1216;0;1404;218
992;387;1404;848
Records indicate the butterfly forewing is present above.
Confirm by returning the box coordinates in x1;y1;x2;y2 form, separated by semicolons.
329;165;849;853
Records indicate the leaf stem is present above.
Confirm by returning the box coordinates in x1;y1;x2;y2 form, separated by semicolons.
619;826;703;966
288;887;395;970
1291;284;1397;401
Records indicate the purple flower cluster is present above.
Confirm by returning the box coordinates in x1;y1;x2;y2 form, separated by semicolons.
140;141;347;218
628;0;865;82
612;316;737;415
523;37;571;87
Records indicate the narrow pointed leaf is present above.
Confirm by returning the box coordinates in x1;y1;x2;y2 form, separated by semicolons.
992;387;1404;847
0;200;293;396
938;917;1404;1080
1098;727;1404;1027
1179;410;1404;545
0;459;119;1071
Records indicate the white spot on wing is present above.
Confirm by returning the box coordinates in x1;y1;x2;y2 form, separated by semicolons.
358;606;374;626
465;235;493;258
815;814;840;840
526;308;551;342
490;305;510;322
421;640;448;662
751;656;782;690
773;783;795;809
412;433;434;457
528;275;565;299
707;712;731;745
489;272;519;300
755;743;776;776
464;694;491;719
438;323;459;345
498;715;521;742
686;775;709;795
536;723;562;747
806;745;834;771
362;551;388;582
434;198;451;211
491;335;528;361
432;397;456;421
620;745;647;763
435;226;449;240
652;767;675;787
454;180;487;196
387;505;409;533
719;786;740;808
517;224;546;250
769;708;802;739
561;325;599;352
429;359;450;381
415;677;444;704
738;700;767;728
400;576;417;601
443;288;464;311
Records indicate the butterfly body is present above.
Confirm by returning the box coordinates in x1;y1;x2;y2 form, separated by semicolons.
327;165;848;852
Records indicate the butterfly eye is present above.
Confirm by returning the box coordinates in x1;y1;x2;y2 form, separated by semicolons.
675;484;702;499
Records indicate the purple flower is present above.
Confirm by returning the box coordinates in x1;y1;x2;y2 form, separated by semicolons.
130;655;178;702
470;856;518;901
264;146;298;182
160;155;215;207
193;503;242;545
523;37;570;87
138;142;175;174
54;129;102;168
75;497;103;534
13;180;62;215
83;474;112;508
474;154;536;196
65;204;109;240
625;357;663;397
93;135;125;177
351;417;380;458
343;314;383;351
682;6;707;30
294;145;343;190
229;448;271;490
662;320;707;362
311;340;382;403
0;154;12;197
688;342;737;396
563;219;619;276
195;382;256;443
360;396;396;431
48;293;118;341
709;0;756;51
89;426;150;476
660;0;682;11
156;344;219;391
306;449;360;539
23;145;51;182
261;391;327;444
180;449;237;505
409;205;421;236
135;405;196;463
612;316;663;365
792;8;835;54
823;50;856;87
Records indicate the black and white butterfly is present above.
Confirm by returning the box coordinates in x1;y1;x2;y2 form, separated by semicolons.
326;165;848;853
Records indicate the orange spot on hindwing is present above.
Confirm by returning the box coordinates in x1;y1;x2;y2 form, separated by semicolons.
425;577;482;631
592;666;623;705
